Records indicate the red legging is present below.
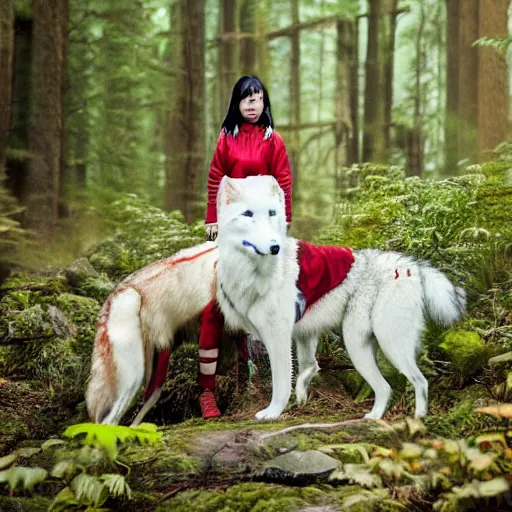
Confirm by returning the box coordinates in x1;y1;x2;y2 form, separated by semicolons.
198;301;248;390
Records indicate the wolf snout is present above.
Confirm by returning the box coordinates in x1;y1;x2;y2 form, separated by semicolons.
270;243;280;255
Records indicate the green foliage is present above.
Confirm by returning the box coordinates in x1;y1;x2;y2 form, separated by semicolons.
328;418;512;511
87;195;204;281
0;466;47;492
62;423;162;461
49;473;132;511
473;36;512;53
317;163;512;294
438;330;488;382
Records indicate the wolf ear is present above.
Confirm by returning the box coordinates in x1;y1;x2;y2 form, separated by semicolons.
218;177;242;217
271;177;285;207
224;177;245;205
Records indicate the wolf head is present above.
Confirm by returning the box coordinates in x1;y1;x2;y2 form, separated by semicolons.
217;176;286;257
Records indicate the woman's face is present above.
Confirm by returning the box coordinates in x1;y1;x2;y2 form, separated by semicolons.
239;91;264;123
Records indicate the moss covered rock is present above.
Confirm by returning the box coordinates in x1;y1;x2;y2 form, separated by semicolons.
439;330;488;381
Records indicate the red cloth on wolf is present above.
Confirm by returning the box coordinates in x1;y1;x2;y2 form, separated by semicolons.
205;123;292;224
296;241;354;310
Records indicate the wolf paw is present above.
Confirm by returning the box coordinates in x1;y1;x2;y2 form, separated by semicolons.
255;406;283;420
295;386;308;405
363;411;382;420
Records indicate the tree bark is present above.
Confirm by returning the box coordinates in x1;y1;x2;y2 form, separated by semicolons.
0;0;14;173
477;0;508;158
407;0;426;177
219;0;238;113
362;0;397;163
445;0;508;172
239;0;256;75
23;0;67;237
335;19;356;188
289;0;300;195
164;0;205;222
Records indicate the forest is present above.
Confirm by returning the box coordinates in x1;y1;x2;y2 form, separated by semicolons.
0;0;512;511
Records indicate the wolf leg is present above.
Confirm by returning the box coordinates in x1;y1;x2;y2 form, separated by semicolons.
343;318;391;419
373;324;428;418
253;324;293;420
102;288;145;425
372;280;428;417
295;336;319;404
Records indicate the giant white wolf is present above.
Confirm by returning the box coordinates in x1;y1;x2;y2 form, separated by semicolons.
215;175;466;420
86;176;465;425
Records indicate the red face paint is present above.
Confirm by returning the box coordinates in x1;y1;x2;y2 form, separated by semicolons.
394;269;399;280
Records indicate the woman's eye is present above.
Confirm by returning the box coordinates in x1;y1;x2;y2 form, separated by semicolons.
269;209;276;217
242;210;253;217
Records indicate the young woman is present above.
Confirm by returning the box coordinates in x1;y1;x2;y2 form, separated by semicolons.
199;75;293;418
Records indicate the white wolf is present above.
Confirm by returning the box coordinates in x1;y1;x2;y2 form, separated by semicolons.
86;175;465;425
215;175;466;420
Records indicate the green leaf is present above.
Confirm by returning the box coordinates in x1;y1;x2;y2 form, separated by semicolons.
0;466;48;491
100;473;132;499
400;442;423;459
0;453;18;470
330;464;382;488
62;422;162;460
16;447;42;459
49;486;80;512
51;459;78;480
71;473;109;507
478;477;510;498
42;439;66;451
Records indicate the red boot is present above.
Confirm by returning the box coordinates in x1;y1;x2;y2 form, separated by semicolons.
199;390;221;419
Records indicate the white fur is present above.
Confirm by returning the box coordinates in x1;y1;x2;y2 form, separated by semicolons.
216;176;466;420
86;242;218;425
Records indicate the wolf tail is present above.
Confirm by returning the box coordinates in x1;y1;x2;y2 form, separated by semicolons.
86;287;145;424
420;264;466;326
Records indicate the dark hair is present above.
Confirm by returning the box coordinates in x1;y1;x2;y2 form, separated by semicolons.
221;75;274;137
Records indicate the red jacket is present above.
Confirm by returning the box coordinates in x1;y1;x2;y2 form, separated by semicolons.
205;123;292;224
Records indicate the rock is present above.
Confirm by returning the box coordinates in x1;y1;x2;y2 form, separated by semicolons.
439;330;488;380
258;449;339;485
47;306;77;339
63;258;99;287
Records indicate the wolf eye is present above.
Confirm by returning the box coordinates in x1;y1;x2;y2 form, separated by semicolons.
269;209;276;217
242;210;253;217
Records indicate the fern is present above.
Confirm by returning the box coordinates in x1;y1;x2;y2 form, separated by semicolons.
0;466;48;492
62;422;162;460
49;473;132;511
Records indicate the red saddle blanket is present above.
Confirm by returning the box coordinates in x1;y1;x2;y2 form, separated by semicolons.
296;241;354;312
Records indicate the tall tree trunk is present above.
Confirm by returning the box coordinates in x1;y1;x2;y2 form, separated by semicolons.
289;0;300;196
0;0;14;173
219;0;238;113
445;0;508;173
335;19;356;191
477;0;508;158
164;0;205;222
362;0;397;163
62;1;89;208
407;1;426;177
6;16;32;201
23;0;67;237
239;0;256;75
